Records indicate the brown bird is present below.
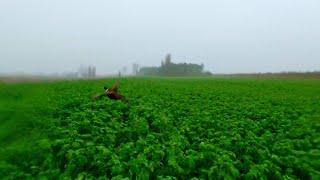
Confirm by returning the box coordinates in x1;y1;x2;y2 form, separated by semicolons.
92;81;126;101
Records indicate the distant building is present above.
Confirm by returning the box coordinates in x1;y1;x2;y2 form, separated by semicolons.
132;63;140;75
138;54;212;76
79;65;96;78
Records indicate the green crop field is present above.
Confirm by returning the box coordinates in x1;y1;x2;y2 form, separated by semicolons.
0;77;319;179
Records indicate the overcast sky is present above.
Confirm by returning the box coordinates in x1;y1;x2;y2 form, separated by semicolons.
0;0;319;75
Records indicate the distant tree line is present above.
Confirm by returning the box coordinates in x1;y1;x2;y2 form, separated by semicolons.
138;54;212;76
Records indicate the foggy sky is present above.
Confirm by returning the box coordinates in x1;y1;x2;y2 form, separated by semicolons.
0;0;319;75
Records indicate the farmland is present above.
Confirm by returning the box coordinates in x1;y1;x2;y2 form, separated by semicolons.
0;77;320;179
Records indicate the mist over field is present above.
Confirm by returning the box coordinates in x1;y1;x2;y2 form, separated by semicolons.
0;0;320;75
1;1;320;179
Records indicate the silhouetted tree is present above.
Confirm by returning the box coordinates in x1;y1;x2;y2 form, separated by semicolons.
164;54;171;65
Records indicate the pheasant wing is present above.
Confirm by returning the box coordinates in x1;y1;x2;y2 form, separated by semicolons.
92;92;106;100
109;81;119;92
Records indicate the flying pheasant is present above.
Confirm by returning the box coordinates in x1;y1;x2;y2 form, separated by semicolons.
92;81;126;101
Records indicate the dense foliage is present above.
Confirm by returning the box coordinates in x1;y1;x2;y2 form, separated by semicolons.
1;78;320;179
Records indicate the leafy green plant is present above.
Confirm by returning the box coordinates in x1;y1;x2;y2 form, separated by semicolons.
1;78;319;179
